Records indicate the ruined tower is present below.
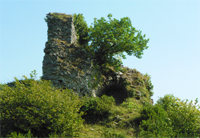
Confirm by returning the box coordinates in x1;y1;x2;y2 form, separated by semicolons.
42;12;101;97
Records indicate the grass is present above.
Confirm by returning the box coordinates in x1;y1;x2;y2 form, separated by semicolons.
1;70;200;138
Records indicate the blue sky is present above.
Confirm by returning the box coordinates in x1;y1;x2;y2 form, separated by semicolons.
0;0;200;108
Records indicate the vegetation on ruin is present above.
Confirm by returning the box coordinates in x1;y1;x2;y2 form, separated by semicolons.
1;13;199;137
44;12;72;22
0;70;200;138
72;13;150;91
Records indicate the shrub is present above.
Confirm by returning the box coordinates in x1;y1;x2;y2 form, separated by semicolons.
155;94;200;137
137;95;200;137
0;71;84;137
138;103;175;137
0;70;49;91
79;94;115;124
121;98;142;109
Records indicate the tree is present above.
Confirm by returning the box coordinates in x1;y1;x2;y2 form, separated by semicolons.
73;13;150;87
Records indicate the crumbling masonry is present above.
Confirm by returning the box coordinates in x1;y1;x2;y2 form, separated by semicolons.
42;12;102;97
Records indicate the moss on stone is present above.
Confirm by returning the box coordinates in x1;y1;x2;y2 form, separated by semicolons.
50;12;72;22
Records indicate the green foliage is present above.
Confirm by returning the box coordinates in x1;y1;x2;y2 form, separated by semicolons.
44;12;72;23
72;13;150;89
121;98;143;109
44;17;48;23
72;13;105;90
87;13;149;78
1;70;200;137
143;73;154;96
136;94;200;137
0;70;48;90
0;71;84;138
79;95;115;124
155;94;200;137
5;130;34;138
101;128;127;138
73;13;90;47
119;67;128;73
138;103;175;137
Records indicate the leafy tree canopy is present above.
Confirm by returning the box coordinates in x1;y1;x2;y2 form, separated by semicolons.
73;13;150;87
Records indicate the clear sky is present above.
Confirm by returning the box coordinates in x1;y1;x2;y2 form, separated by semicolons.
0;0;200;108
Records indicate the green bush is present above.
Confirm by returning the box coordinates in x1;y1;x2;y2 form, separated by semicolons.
136;95;200;137
79;95;115;124
0;70;49;91
138;103;175;137
0;71;84;137
155;94;200;137
0;79;41;91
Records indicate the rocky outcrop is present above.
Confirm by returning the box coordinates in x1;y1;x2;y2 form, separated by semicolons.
96;65;154;105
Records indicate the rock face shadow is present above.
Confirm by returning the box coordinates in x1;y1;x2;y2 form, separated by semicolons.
98;83;129;105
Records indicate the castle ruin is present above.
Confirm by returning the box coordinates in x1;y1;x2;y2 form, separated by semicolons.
41;12;154;105
42;12;102;97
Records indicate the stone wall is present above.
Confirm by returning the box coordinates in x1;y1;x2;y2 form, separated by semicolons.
42;12;102;97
